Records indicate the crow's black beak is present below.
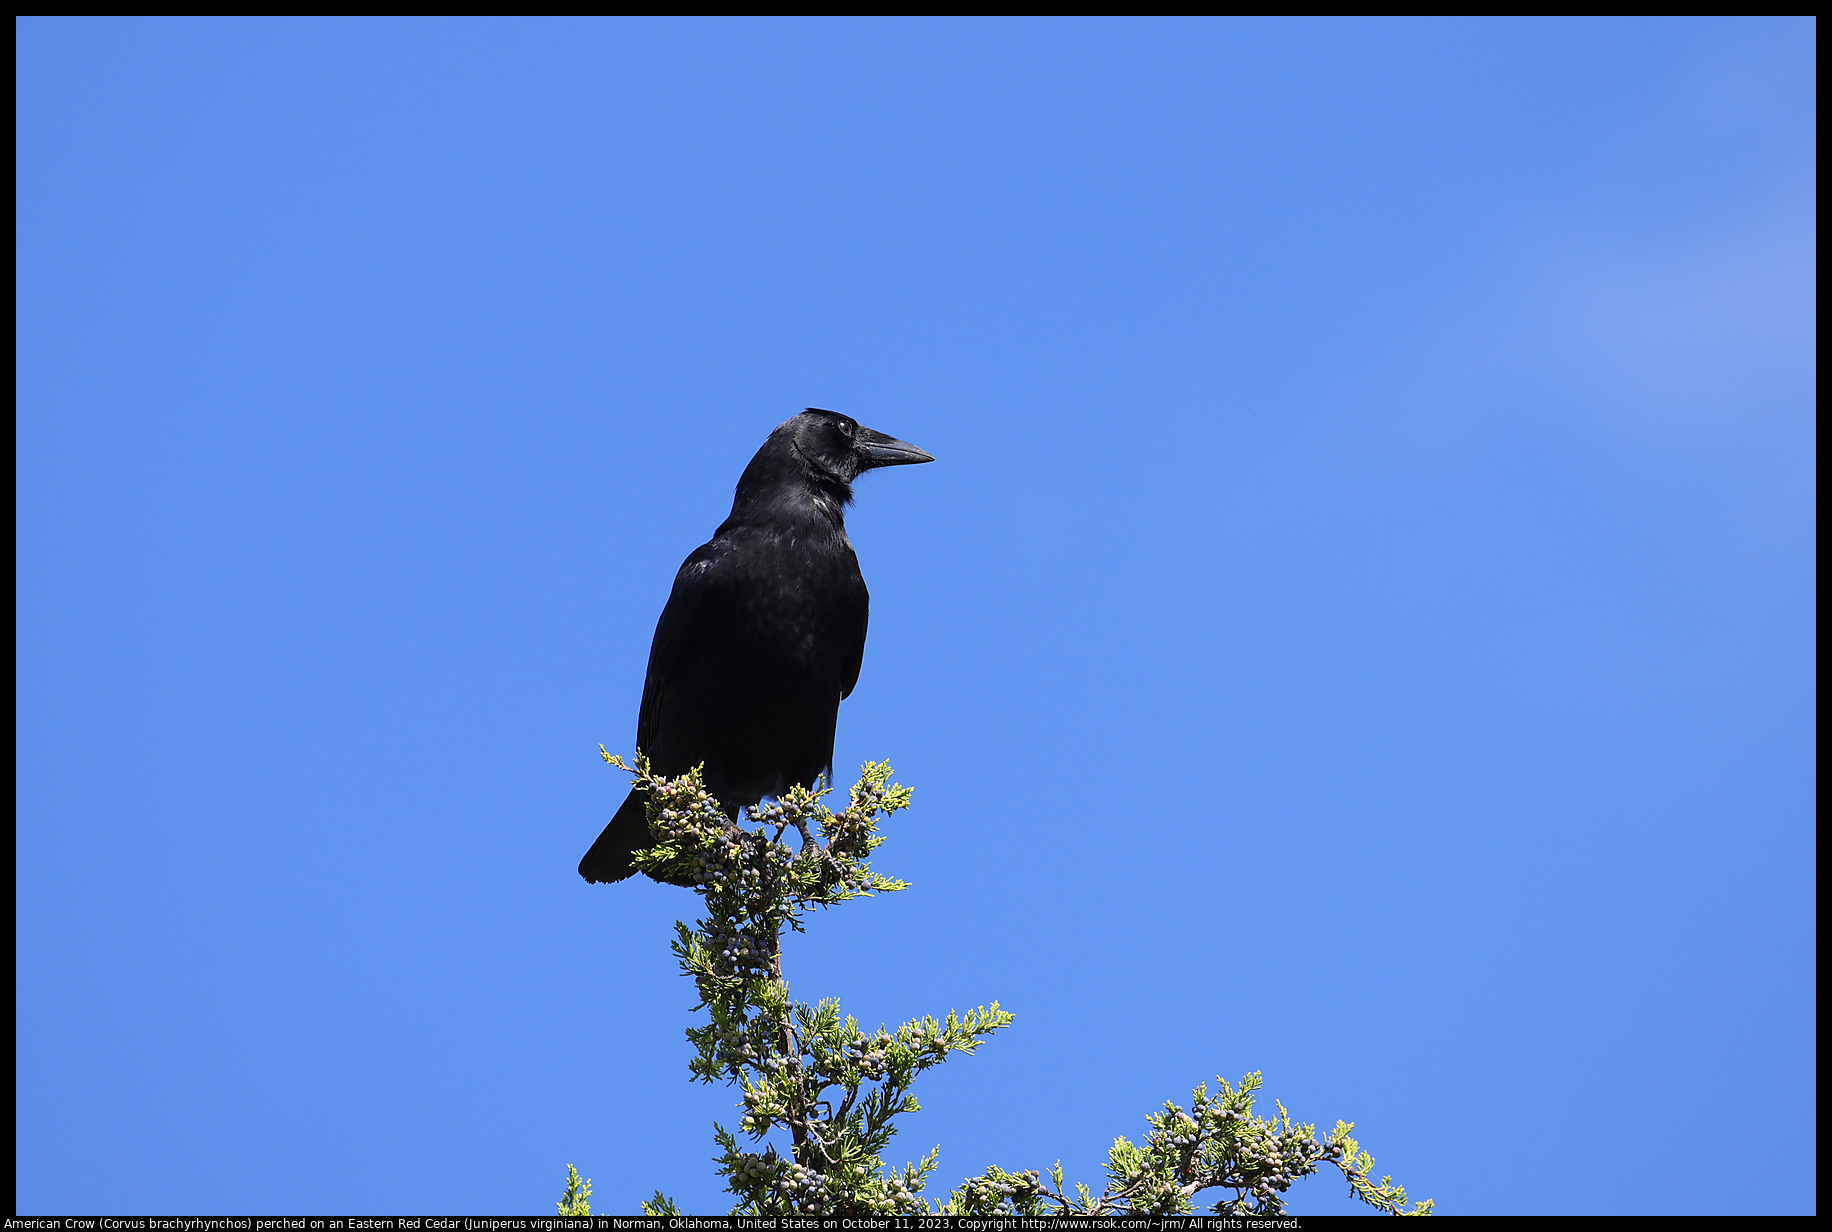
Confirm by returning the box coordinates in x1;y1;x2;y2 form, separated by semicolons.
858;426;934;468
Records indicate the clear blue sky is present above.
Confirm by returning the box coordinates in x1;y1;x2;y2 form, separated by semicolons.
15;17;1815;1216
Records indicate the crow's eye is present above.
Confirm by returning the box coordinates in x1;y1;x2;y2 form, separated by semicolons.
838;421;855;436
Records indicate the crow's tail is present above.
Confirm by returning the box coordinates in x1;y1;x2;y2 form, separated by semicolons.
578;789;650;884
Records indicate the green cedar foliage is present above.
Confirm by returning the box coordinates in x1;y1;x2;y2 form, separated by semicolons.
569;753;1431;1217
554;1165;590;1216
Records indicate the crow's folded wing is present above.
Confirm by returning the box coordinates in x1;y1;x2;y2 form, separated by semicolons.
838;596;867;701
635;538;735;761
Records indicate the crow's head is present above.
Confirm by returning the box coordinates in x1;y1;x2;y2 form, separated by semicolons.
729;408;933;523
782;408;933;484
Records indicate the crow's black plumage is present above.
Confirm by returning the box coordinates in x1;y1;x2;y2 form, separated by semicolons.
579;408;933;885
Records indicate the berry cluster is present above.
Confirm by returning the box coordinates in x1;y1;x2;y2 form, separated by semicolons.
882;1169;927;1212
643;795;790;895
838;1034;891;1080
1230;1132;1326;1204
711;1020;759;1068
948;1167;1044;1214
727;1151;827;1209
704;924;771;979
724;1145;935;1218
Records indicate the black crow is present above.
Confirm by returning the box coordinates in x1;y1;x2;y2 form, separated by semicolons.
579;408;933;885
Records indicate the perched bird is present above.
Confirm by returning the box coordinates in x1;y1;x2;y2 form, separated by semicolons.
580;408;933;885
